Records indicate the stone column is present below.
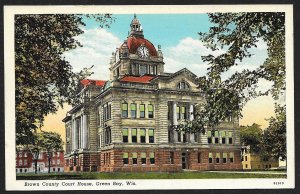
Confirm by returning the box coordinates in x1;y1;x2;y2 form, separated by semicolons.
71;120;75;150
74;119;78;149
83;114;88;149
189;104;195;143
72;119;75;150
173;102;178;142
80;115;83;148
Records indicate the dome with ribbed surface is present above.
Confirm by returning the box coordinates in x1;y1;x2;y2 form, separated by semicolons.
126;36;157;57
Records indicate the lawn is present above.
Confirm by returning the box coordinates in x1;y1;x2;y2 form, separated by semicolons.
17;171;287;180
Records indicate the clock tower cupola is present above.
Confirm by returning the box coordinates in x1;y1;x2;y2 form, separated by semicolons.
110;14;165;80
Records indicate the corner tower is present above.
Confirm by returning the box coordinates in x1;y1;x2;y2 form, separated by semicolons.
109;14;164;80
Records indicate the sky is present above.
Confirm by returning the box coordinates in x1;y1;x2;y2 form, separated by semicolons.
42;14;277;143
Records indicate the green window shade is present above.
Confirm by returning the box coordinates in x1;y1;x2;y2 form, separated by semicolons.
149;129;154;136
140;104;145;111
181;107;185;113
141;153;146;158
131;104;136;110
209;153;213;158
223;153;227;158
230;152;234;158
148;104;153;111
215;131;219;137
132;152;137;158
176;106;180;113
207;131;212;137
122;128;128;136
123;153;128;158
221;131;226;137
140;129;146;136
216;153;220;158
132;129;137;136
228;132;233;137
150;152;155;158
122;103;128;110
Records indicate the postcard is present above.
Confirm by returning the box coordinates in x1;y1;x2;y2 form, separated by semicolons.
4;5;294;190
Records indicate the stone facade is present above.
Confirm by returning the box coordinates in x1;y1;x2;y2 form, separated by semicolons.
63;15;242;172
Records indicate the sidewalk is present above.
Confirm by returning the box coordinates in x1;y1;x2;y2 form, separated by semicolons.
208;171;287;175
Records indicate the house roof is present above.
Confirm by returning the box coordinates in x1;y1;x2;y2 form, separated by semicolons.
119;75;155;84
80;79;106;87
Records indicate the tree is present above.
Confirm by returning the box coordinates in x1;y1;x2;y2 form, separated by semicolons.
15;14;114;146
39;131;63;173
239;123;263;153
196;13;285;129
262;104;286;161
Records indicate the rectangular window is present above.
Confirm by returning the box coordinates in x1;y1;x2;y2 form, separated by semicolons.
57;159;60;165
149;129;154;143
230;152;234;163
132;152;137;165
131;103;137;118
214;131;219;144
141;152;146;165
209;153;213;163
148;104;154;118
19;160;22;166
207;131;212;144
24;152;27;157
245;156;247;161
123;128;128;143
198;152;201;163
216;153;220;163
122;103;128;118
177;131;181;142
24;159;27;165
140;128;146;143
176;106;180;120
150;152;155;164
140;104;145;118
181;106;187;120
108;104;111;120
131;128;137;143
221;131;226;144
103;104;107;120
19;152;22;157
223;153;227;163
123;153;129;165
228;132;233;144
170;152;174;164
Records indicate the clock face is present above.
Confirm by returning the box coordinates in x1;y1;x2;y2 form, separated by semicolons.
137;45;149;58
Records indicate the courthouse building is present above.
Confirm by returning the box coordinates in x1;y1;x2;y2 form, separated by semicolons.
63;15;242;172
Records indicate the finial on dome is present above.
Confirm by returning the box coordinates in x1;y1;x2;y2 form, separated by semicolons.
134;13;137;19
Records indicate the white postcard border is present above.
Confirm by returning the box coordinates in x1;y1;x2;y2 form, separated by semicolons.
4;4;294;190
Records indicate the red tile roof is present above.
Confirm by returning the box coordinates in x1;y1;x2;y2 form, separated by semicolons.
126;36;158;57
80;79;106;87
120;75;155;84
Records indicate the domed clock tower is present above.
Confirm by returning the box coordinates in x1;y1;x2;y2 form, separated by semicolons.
109;14;164;81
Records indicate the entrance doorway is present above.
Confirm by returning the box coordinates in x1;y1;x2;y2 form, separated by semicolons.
182;152;190;169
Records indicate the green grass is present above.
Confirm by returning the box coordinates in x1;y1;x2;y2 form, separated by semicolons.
17;171;287;180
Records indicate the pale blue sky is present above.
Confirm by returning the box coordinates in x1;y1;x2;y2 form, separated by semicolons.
83;14;211;48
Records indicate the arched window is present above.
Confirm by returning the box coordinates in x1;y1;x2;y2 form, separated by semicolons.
177;81;190;90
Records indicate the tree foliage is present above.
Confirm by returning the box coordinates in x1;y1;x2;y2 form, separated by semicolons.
262;104;286;160
15;14;114;145
39;131;63;173
240;123;263;153
196;12;285;128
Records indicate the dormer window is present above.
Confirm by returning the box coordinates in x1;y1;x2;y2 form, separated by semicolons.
177;81;190;90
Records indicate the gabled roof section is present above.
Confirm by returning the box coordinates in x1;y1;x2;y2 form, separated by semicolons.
119;75;156;84
80;79;106;87
151;68;198;84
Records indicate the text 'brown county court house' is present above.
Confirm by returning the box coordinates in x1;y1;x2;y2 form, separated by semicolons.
62;15;242;172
